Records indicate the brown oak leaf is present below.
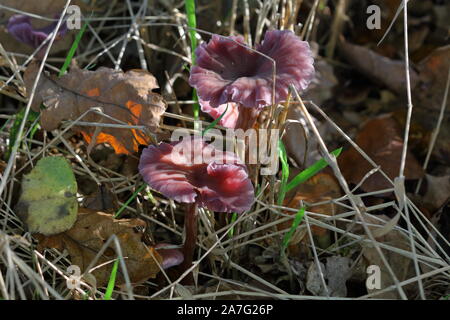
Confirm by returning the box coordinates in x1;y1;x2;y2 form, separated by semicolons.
360;214;415;299
279;172;342;252
24;62;167;154
338;114;424;193
36;208;163;287
416;45;450;112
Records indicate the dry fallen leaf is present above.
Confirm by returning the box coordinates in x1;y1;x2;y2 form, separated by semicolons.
82;184;118;213
16;156;78;236
280;172;341;250
24;62;167;154
36;208;163;287
416;45;450;112
413;46;450;163
306;256;352;297
339;114;424;193
325;256;352;297
360;215;415;299
306;261;327;296
422;174;450;213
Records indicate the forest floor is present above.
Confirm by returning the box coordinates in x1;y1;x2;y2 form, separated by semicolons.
0;0;449;300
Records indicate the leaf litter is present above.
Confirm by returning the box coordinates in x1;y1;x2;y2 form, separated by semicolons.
36;208;163;287
0;0;449;301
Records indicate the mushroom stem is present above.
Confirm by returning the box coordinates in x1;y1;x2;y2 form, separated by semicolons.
180;203;198;284
235;104;260;130
234;104;260;181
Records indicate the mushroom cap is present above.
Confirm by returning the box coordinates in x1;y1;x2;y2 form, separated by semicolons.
138;137;254;213
189;30;315;109
155;243;184;269
199;99;240;129
7;14;68;49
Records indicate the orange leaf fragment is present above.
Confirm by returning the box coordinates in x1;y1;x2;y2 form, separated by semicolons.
338;114;424;193
279;172;341;249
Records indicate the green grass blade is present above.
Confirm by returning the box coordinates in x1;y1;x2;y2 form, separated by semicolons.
277;140;290;206
85;63;97;70
114;184;147;218
202;105;228;136
184;0;200;123
192;90;200;128
184;0;198;60
281;206;306;253
285;147;342;192
6;109;40;160
228;212;238;238
59;21;88;76
145;188;157;206
104;259;119;300
255;183;262;198
0;118;11;132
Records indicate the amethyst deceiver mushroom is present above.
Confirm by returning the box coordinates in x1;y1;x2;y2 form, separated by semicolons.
139;136;254;282
155;243;185;269
7;15;68;53
189;30;315;129
199;99;240;129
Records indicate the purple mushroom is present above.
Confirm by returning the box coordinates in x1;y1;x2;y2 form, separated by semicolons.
199;99;240;129
155;243;185;270
190;30;315;129
138;136;254;213
7;14;68;55
139;136;254;282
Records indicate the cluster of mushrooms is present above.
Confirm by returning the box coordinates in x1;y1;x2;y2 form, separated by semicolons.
7;15;315;280
139;30;315;280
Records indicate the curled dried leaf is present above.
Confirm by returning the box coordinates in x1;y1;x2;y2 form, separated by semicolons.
338;114;424;193
360;214;415;299
36;208;163;287
24;62;167;154
280;172;341;250
416;45;450;111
